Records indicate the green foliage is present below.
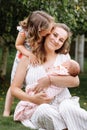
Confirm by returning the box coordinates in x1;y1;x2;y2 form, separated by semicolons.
0;0;87;47
0;0;28;47
20;0;87;35
0;0;87;78
48;0;87;35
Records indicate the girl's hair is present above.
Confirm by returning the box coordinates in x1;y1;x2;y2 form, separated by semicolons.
31;23;72;64
19;17;28;29
27;11;54;45
19;10;54;44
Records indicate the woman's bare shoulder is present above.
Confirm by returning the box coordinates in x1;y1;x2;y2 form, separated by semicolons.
18;55;29;68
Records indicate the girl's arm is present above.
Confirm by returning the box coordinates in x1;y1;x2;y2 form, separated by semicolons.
15;32;31;57
15;32;38;64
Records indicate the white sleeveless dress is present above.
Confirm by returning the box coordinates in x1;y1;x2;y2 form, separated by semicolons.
21;54;71;129
14;54;71;121
16;53;87;130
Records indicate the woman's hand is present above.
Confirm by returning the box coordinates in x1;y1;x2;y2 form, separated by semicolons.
33;76;51;94
30;91;53;105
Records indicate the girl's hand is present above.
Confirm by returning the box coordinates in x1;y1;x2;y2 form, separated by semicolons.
28;52;39;66
33;76;51;94
31;91;53;105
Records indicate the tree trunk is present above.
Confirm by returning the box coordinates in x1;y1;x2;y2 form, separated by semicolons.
0;45;9;79
75;34;85;72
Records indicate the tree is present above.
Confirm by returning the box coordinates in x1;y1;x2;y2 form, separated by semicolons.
0;0;87;79
0;0;28;79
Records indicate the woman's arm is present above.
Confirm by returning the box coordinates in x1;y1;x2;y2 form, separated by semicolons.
15;32;31;57
11;56;52;104
11;56;30;100
33;75;80;93
50;75;80;88
33;54;80;92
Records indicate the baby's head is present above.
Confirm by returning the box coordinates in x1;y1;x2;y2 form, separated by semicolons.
62;59;80;76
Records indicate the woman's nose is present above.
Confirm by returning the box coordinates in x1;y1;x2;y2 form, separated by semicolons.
48;30;51;35
55;38;59;44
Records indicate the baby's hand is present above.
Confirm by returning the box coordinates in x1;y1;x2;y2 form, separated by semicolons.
28;52;39;66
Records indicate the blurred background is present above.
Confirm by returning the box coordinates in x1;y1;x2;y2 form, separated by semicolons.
0;0;87;129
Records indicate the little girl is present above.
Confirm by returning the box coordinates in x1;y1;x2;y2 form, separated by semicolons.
3;10;55;116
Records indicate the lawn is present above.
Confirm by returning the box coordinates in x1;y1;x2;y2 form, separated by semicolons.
0;49;34;130
0;49;87;130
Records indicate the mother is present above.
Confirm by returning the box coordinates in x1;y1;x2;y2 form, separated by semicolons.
11;23;87;130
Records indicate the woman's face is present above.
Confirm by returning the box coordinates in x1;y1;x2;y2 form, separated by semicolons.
45;26;68;52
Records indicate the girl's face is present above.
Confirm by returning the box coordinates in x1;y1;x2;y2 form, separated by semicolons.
40;22;54;36
45;26;68;52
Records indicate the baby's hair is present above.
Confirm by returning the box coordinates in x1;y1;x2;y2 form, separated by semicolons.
69;60;80;76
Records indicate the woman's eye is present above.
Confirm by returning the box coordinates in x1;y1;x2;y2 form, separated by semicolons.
53;33;57;37
59;39;64;42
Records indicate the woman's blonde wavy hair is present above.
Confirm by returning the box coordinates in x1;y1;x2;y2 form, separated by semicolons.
29;23;72;64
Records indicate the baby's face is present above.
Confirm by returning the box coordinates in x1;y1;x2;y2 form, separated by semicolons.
62;60;71;70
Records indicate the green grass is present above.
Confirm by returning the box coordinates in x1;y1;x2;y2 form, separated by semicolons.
69;74;87;110
0;49;33;130
0;49;87;130
0;91;33;130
